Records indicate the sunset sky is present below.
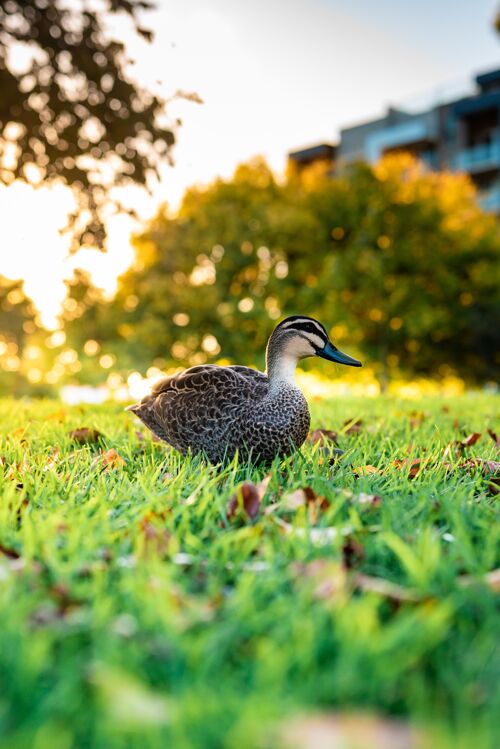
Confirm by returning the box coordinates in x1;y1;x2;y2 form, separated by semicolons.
1;0;499;326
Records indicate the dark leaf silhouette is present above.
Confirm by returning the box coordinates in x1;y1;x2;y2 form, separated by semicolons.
343;418;363;435
308;429;339;446
0;542;20;559
342;537;365;569
69;428;103;444
487;428;500;450
0;0;181;250
460;432;482;448
393;458;422;479
227;477;270;521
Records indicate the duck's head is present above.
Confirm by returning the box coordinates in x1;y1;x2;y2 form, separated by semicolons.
267;315;361;384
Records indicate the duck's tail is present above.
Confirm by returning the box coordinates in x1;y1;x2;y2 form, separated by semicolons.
125;397;168;443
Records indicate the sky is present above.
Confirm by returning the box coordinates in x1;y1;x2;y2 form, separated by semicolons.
1;0;499;326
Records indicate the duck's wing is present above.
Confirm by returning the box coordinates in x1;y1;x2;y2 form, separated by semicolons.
228;365;268;385
127;365;268;450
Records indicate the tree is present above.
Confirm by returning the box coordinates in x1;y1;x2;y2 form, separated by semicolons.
61;155;500;385
0;274;37;392
307;156;500;384
0;0;176;250
86;159;303;371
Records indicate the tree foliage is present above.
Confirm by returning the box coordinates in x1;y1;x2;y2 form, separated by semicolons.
0;274;37;391
63;155;500;384
0;0;175;249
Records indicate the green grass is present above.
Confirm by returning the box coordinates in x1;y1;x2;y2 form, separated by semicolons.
0;394;498;749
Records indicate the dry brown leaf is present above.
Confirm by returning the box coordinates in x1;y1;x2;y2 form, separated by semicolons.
0;542;20;559
43;447;60;472
292;558;420;604
460;432;482;448
69;427;103;445
354;573;420;602
139;513;171;558
393;458;422;479
46;409;66;422
280;711;424;749
483;459;500;474
353;465;380;478
290;559;347;601
11;426;29;443
5;455;30;481
447;458;500;492
282;488;310;511
487;428;500;450
408;411;429;429
308;429;338;446
487;476;500;496
342;537;365;570
343;418;363;435
458;568;500;593
227;476;270;521
96;448;126;470
353;492;382;508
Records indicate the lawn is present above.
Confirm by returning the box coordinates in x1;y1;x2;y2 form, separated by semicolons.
0;394;498;749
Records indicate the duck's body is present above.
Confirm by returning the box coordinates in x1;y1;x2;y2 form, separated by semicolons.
127;316;361;464
129;364;310;463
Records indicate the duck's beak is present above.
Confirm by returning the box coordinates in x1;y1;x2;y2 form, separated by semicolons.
317;341;362;367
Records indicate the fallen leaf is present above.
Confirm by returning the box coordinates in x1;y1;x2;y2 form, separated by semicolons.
487;477;500;496
69;427;103;444
342;537;365;569
290;559;347;600
460;432;482;448
308;429;338;446
282;486;326;509
280;711;423;749
44;447;60;472
292;526;354;546
46;409;66;422
458;568;500;593
227;477;270;521
282;488;310;511
353;465;380;478
408;411;429;429
139;514;171;558
354;573;420;602
94;448;126;470
393;458;422;479
353;492;382;508
487;428;500;450
0;542;20;559
483;459;500;474
343;418;363;435
50;582;83;615
11;425;29;443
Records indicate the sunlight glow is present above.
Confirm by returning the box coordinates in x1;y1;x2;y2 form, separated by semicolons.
0;181;135;327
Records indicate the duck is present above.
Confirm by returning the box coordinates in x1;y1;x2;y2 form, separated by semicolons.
126;315;362;464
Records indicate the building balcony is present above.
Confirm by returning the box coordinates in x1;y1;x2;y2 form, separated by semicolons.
478;184;500;213
364;117;437;163
454;141;500;173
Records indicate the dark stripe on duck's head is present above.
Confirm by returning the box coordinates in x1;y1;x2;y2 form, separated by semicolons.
275;316;329;343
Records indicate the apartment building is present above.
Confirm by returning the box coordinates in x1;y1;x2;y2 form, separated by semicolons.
289;67;500;213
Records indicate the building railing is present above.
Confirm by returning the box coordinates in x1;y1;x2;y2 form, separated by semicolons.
479;184;500;213
454;141;500;172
